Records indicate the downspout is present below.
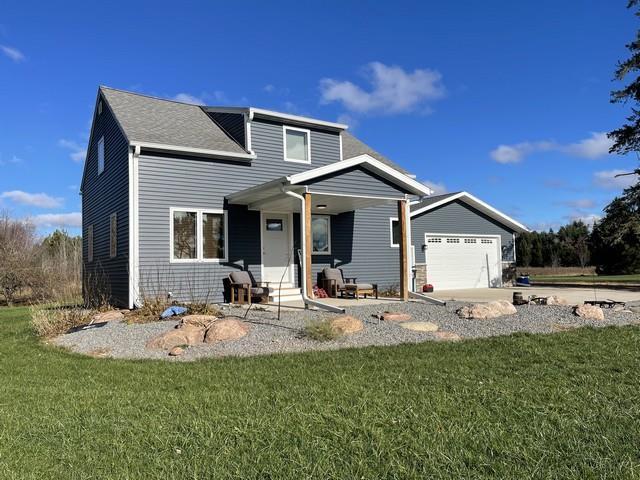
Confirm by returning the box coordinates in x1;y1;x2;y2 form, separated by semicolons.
283;189;345;314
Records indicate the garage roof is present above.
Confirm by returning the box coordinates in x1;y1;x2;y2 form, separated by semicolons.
411;191;530;233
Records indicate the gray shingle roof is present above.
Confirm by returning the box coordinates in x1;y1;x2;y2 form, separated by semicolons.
341;131;411;175
100;87;247;154
411;192;461;211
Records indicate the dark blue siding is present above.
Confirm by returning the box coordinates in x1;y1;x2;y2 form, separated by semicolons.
81;95;130;307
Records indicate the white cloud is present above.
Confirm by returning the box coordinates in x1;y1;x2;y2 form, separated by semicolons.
559;199;596;209
263;84;275;93
337;113;358;130
172;93;205;105
0;154;22;166
320;62;445;114
593;169;638;190
490;132;613;164
1;190;63;208
58;139;87;163
421;180;448;195
562;132;613;159
31;212;82;228
569;213;601;227
0;45;25;62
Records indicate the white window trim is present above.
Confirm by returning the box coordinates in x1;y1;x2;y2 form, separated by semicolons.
109;213;117;258
283;126;311;164
97;136;105;175
169;207;228;263
311;214;331;255
389;217;399;248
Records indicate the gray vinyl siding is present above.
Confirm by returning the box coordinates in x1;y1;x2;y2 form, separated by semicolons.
306;166;409;197
208;112;246;148
82;95;130;307
300;204;403;290
136;119;345;302
411;200;516;263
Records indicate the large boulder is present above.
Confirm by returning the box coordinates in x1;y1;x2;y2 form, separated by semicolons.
574;304;605;321
457;300;517;320
92;310;124;323
204;318;250;343
381;311;412;322
546;295;569;306
178;315;218;329
146;325;206;350
330;315;364;334
399;321;438;332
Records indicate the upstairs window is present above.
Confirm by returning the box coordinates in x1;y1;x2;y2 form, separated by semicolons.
284;126;310;164
311;215;330;254
98;136;105;175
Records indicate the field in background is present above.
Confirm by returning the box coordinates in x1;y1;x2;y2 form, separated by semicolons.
518;266;597;276
531;274;640;285
1;307;640;478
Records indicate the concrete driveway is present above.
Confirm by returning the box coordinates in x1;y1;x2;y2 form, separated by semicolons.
429;286;640;305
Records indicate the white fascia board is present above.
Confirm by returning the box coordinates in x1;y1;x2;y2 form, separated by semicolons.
250;108;348;130
411;191;530;233
289;154;432;196
131;141;256;161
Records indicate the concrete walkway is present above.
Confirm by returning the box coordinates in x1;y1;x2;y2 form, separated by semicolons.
429;286;640;304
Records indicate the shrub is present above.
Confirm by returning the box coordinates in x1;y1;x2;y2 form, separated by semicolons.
30;304;93;338
303;319;340;341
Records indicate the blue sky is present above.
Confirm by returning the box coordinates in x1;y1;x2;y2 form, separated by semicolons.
0;0;637;234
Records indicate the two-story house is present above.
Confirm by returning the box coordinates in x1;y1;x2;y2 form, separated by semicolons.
81;87;527;309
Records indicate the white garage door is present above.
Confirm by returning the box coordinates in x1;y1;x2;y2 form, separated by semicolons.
425;234;502;290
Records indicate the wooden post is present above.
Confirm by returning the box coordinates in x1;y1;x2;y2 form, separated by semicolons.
398;199;409;301
304;192;314;298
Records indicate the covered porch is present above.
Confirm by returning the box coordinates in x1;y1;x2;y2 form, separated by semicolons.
226;154;432;311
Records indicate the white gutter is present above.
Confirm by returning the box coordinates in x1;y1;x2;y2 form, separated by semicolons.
283;189;345;314
131;141;256;162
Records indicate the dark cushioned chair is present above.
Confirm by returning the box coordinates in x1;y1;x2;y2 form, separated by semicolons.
228;271;270;304
320;268;378;300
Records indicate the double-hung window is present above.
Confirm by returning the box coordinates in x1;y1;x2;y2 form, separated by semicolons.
171;208;228;262
283;126;311;163
311;215;331;254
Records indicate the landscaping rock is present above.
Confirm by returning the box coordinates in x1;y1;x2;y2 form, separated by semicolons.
546;295;569;306
399;321;438;332
178;315;218;328
381;311;412;322
457;300;517;320
432;331;462;341
92;310;124;323
146;325;206;350
574;304;605;321
330;315;364;334
204;318;250;343
169;346;184;356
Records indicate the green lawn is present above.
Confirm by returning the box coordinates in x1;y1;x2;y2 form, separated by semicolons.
1;308;640;479
531;274;640;284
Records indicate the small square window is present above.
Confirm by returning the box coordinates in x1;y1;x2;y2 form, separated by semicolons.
98;136;105;175
284;127;310;163
266;219;283;231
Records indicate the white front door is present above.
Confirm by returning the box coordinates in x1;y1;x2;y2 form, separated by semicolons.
425;234;502;290
262;213;292;284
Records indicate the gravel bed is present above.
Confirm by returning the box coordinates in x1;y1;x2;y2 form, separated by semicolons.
52;301;640;361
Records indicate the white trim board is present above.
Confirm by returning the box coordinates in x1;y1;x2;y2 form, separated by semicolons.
411;191;530;233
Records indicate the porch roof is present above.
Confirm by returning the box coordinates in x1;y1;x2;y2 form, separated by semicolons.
226;154;431;214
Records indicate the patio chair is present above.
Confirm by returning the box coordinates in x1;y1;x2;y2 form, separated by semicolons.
320;267;378;300
228;271;270;305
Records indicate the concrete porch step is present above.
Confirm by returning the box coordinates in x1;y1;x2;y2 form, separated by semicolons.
267;285;303;303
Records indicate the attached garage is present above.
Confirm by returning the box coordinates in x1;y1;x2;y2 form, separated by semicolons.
406;192;529;291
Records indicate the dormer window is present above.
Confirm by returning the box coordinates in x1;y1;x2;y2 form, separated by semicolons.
283;126;311;164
